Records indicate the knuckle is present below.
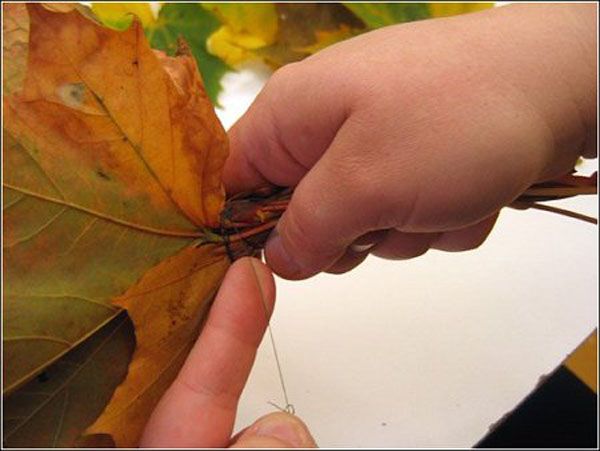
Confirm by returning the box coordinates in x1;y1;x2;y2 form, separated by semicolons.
433;228;492;253
371;231;435;260
462;232;490;251
372;242;430;260
265;62;302;95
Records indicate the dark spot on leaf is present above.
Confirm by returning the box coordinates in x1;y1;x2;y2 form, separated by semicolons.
58;82;86;107
132;59;139;67
37;372;49;383
77;433;116;447
96;169;110;180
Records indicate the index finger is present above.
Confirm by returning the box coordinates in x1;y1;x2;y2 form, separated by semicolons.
139;257;276;448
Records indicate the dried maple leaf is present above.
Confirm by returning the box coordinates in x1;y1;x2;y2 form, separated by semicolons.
3;3;595;448
148;3;230;105
2;3;238;447
83;244;229;446
2;3;29;95
3;313;135;447
90;2;230;105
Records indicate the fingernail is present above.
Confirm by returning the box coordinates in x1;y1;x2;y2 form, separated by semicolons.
253;414;314;447
246;258;274;317
247;258;267;295
265;229;303;278
350;243;375;253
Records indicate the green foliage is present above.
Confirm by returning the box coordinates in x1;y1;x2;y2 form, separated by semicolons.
343;2;431;29
88;2;493;103
147;4;230;104
91;3;155;30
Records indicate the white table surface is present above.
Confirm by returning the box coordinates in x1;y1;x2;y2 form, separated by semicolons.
215;62;598;448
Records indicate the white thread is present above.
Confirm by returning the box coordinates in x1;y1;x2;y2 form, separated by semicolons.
249;260;295;415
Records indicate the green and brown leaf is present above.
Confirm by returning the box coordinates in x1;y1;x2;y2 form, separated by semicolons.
3;2;594;448
147;3;230;105
3;313;135;448
3;3;230;446
2;3;29;95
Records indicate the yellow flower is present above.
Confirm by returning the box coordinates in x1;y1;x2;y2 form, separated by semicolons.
203;3;278;66
429;2;494;18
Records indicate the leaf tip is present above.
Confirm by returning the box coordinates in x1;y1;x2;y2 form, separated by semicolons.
175;36;192;57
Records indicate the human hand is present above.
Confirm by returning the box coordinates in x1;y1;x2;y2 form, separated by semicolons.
140;257;316;448
224;4;597;280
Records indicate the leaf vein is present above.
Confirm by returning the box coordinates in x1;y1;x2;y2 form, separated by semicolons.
3;310;122;396
88;44;198;226
62;217;99;256
13;391;51;397
3;293;117;310
52;390;69;447
4;335;72;346
118;253;224;301
2;192;26;210
14;128;67;200
102;329;198;418
3;184;204;238
40;18;200;227
3;206;68;249
3;315;129;440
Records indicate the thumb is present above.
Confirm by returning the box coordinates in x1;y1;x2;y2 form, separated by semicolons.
230;412;317;448
263;156;356;279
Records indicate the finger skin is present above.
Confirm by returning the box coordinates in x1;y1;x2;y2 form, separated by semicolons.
263;118;422;280
431;213;499;252
325;247;370;275
226;4;595;280
140;258;275;448
223;62;351;195
325;212;499;272
230;412;317;448
370;230;440;260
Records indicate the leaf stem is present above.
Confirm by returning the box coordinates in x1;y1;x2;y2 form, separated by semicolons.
521;186;597;198
512;201;598;225
226;220;279;243
4;184;204;238
260;205;288;212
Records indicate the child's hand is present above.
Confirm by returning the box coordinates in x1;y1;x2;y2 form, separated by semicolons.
140;258;316;448
224;4;597;280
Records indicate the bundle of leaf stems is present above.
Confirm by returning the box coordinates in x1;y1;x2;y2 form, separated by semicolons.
217;172;598;255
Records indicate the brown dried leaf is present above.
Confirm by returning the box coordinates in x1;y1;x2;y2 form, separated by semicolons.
2;3;29;95
84;245;230;447
3;4;231;446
